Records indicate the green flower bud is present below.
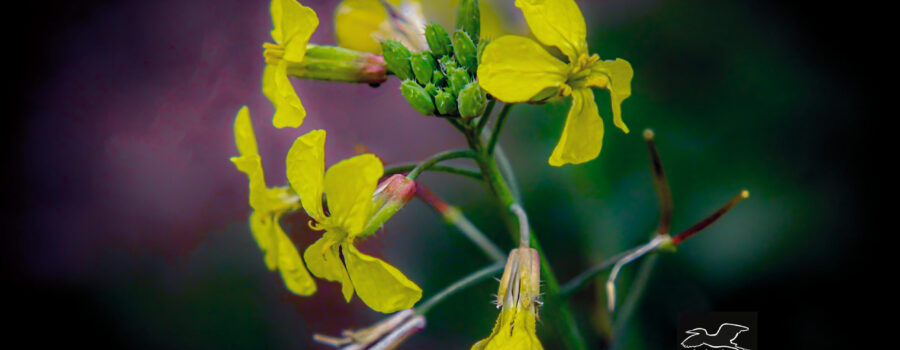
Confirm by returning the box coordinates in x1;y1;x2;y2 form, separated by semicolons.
424;83;438;97
458;82;486;118
451;30;478;73
401;80;435;115
440;56;458;73
456;0;480;44
410;52;436;85
425;24;453;57
435;90;458;115
381;40;413;80
431;69;446;86
446;66;470;95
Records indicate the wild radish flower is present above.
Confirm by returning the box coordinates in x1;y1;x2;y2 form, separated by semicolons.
230;106;317;296
313;309;426;349
478;0;634;166
472;248;543;349
286;130;422;313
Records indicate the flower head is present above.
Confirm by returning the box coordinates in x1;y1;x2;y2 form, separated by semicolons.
472;248;543;349
262;0;319;129
477;0;634;166
230;106;317;296
286;129;422;313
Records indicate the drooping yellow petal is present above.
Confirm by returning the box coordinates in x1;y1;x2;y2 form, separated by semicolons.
515;0;587;61
271;0;319;61
249;211;278;270
548;88;604;166
323;154;383;235
304;235;355;301
343;244;422;313
272;213;317;296
334;0;395;53
286;129;326;220
232;106;259;158
588;58;634;133
478;36;568;103
263;62;307;129
230;108;270;211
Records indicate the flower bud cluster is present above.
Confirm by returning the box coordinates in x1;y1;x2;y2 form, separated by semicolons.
383;0;488;119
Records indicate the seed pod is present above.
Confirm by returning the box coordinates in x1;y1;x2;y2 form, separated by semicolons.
410;52;436;85
446;66;470;95
451;30;478;73
456;0;480;44
435;90;458;115
401;80;435;115
458;82;486;118
425;24;453;57
381;40;413;80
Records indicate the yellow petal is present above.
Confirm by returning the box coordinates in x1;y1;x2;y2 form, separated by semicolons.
232;106;259;158
478;36;568;103
270;0;319;61
323;154;383;235
334;0;396;53
548;88;604;166
249;211;278;271
286;129;326;220
304;235;355;301
472;308;543;349
515;0;587;61
588;58;634;133
263;62;307;129
230;107;270;210
343;244;422;313
272;213;317;296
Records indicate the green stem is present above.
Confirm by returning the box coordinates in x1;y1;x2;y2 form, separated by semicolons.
414;262;505;315
465;120;587;350
383;163;482;181
559;248;636;298
475;99;497;133
407;149;477;180
487;103;512;155
611;253;658;346
416;185;505;262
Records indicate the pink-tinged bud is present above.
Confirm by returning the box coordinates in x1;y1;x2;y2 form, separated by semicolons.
360;175;417;236
282;44;387;85
314;309;426;349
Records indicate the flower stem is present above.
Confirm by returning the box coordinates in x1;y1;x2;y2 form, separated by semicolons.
559;249;637;298
416;185;506;262
486;103;512;155
414;262;505;316
383;163;482;181
406;149;477;180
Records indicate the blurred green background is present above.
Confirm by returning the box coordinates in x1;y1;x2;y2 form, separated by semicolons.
8;0;873;348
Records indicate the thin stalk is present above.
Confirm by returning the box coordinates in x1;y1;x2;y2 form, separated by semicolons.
414;262;505;315
610;253;658;347
416;185;506;262
383;163;482;181
475;99;497;134
407;149;477;180
486;103;512;155
559;248;638;298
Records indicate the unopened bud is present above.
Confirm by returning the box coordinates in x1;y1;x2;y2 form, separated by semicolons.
477;38;490;63
401;80;436;115
410;52;436;85
361;175;418;236
451;30;478;73
435;90;458;115
381;40;414;80
458;82;486;118
446;66;470;95
456;0;481;44
424;83;439;97
431;69;446;86
283;44;387;85
425;24;453;57
440;55;458;73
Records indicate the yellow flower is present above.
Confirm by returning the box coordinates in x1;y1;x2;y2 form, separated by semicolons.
477;0;634;166
334;0;509;53
472;248;543;349
230;106;317;296
262;0;319;129
286;129;422;313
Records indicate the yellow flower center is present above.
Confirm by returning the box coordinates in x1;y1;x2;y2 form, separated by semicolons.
565;53;601;90
263;42;286;65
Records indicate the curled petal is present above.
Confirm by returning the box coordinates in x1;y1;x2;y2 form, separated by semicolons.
515;0;587;61
343;244;422;313
478;36;568;103
286;129;326;220
323;154;383;235
588;58;634;133
304;236;355;301
263;62;307;129
335;0;396;53
548;88;604;166
271;0;319;61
